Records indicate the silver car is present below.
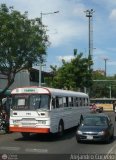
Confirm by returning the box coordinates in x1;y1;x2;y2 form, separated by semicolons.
76;113;114;143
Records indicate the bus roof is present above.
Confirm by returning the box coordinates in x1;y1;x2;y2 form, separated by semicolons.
11;86;88;98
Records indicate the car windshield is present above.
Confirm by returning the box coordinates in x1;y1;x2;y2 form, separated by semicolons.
11;94;50;110
82;116;108;126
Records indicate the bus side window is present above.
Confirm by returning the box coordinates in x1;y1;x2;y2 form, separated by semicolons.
56;97;59;108
59;97;63;108
69;97;71;106
86;98;89;106
83;98;85;106
77;97;80;106
71;97;73;107
68;97;74;107
85;98;88;106
66;97;68;107
62;97;68;107
76;97;79;107
63;97;66;107
52;97;61;109
73;97;77;107
79;98;82;106
52;98;56;109
82;98;85;106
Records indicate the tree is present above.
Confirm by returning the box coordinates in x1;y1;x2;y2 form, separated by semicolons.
89;71;105;97
0;4;49;97
90;71;116;98
45;52;93;91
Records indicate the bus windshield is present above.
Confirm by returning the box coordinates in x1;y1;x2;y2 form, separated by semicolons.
11;94;50;110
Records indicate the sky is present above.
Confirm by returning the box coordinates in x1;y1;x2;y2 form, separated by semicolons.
0;0;116;76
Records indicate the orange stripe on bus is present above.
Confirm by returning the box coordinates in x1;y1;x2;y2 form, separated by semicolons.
9;127;50;133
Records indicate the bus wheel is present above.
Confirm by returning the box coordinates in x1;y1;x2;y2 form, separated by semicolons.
58;121;64;137
21;132;30;139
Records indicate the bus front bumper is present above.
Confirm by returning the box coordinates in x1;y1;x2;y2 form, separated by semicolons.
9;126;50;133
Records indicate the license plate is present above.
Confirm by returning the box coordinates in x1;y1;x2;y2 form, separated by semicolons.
87;135;93;140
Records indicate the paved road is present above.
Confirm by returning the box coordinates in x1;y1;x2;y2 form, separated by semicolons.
0;112;116;160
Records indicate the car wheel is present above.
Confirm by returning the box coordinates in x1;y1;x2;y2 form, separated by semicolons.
76;136;81;143
111;132;114;140
76;139;81;143
77;139;81;143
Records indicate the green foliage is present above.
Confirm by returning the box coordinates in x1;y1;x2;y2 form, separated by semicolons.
45;53;116;98
46;52;93;91
90;71;116;98
0;4;49;95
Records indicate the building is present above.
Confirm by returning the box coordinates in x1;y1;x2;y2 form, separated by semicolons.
0;68;52;96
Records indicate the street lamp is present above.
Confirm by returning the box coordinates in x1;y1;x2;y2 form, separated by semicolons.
40;11;59;19
84;9;95;62
39;10;59;86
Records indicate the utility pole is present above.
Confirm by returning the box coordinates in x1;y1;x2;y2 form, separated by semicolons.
39;11;59;86
104;58;108;77
84;9;95;68
109;85;111;99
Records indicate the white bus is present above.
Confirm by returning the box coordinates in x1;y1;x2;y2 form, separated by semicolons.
9;86;90;138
